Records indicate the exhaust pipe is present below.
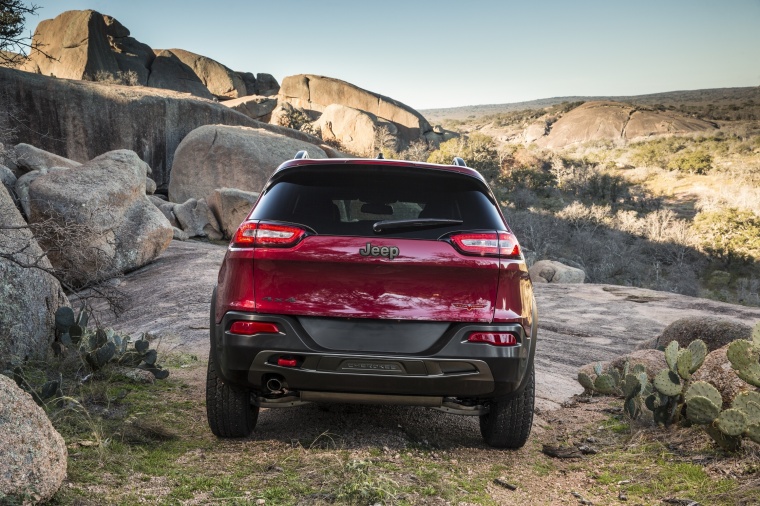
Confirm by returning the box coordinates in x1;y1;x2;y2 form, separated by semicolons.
266;376;286;393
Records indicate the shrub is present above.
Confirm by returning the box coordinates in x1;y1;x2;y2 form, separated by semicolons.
427;133;500;181
693;208;760;265
667;150;713;174
91;70;139;86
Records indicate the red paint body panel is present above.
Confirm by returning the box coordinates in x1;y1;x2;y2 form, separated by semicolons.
251;236;500;322
216;248;256;323
493;259;535;332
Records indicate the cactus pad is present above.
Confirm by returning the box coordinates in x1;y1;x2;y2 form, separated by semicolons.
622;374;642;398
676;349;693;380
594;362;603;376
624;397;640;419
686;396;720;425
608;367;621;387
746;423;760;444
653;369;681;397
631;364;647;376
727;340;755;370
705;425;742;452
716;408;748;437
577;372;595;391
731;391;760;416
753;322;760;347
54;307;75;332
665;341;679;372
736;363;760;388
594;374;618;395
645;394;658;411
687;339;707;373
685;381;722;408
135;339;150;353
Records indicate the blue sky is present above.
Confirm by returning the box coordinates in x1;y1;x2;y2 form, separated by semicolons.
23;0;760;109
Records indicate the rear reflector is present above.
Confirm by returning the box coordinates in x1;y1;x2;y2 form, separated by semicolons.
231;221;307;248
277;357;298;367
467;332;518;346
229;321;279;335
448;232;521;258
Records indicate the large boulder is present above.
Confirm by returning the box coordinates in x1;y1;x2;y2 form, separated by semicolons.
644;317;752;352
0;375;68;503
168;125;327;203
147;49;214;99
13;143;81;174
15;167;69;219
254;73;280;96
102;14;154;85
207;187;260;238
223;95;278;122
279;74;431;147
172;198;223;240
691;344;753;409
315;104;381;156
529;260;585;283
27;150;173;286
164;48;246;100
537;101;717;149
0;165;16;203
0;185;68;367
579;349;666;382
21;10;120;80
1;67;342;188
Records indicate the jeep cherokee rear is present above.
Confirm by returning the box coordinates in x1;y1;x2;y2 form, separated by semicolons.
206;154;537;448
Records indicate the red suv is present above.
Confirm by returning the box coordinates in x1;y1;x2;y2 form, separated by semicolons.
206;153;537;448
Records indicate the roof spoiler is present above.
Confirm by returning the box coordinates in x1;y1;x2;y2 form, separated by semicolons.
452;157;467;167
294;150;309;159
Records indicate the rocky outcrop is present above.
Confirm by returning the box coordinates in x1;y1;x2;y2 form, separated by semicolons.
279;74;431;147
146;49;213;99
150;48;245;100
15;167;69;219
168;125;327;203
637;317;752;352
0;375;68;503
254;73;280;96
529;260;585;283
28;150;173;286
0;185;68;367
172;198;222;240
13;144;82;174
207;188;260;238
0;165;16;203
102;14;155;85
1;67;345;188
536;101;717;149
315;104;381;156
223;95;277;122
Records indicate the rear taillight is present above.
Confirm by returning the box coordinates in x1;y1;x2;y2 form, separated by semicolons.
229;321;279;335
467;332;518;346
231;222;306;248
448;232;521;258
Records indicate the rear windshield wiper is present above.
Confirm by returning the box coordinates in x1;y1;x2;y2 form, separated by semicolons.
373;218;463;233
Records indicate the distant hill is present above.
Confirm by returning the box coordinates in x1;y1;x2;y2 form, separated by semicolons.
420;86;760;123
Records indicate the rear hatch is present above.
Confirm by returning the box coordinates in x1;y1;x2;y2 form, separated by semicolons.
243;163;516;330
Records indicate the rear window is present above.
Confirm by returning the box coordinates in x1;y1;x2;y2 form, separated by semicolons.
250;165;506;239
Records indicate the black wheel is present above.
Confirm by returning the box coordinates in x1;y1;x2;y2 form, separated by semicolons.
479;361;534;448
206;349;259;438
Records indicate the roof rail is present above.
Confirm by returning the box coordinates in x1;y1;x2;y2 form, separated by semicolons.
452;157;467;167
294;150;309;159
377;152;385;159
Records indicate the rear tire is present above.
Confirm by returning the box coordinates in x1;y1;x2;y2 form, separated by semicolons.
206;351;258;438
479;361;534;448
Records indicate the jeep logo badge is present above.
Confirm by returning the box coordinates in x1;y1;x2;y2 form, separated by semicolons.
359;242;399;260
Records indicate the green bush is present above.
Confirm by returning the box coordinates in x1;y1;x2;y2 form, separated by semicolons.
693;208;760;264
667;150;713;174
427;133;500;181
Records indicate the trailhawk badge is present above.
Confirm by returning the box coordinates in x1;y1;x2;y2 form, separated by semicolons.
359;242;399;260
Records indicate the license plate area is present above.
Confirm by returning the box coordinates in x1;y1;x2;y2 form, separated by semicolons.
317;357;427;375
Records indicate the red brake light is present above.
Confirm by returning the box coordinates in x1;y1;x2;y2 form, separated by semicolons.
467;332;518;346
229;321;279;335
277;357;298;367
231;222;307;248
449;232;521;258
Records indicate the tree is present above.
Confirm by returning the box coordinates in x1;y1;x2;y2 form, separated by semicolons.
1;1;49;67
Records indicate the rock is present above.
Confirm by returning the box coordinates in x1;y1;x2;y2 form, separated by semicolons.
529;260;585;283
102;14;154;85
255;73;280;96
145;177;157;195
0;185;68;367
168;124;327;203
158;48;246;100
0;165;16;202
28;150;173;286
21;9;120;80
147;49;213;99
114;366;155;384
1;67;339;188
236;71;258;96
13;143;82;174
652;317;752;352
173;198;222;240
148;196;178;227
207;187;259;238
223;95;278;122
538;101;717;149
279;74;431;147
691;344;753;409
173;226;189;241
579;349;666;383
0;143;19;174
524;121;548;143
0;375;67;503
15;167;69;219
315;104;383;156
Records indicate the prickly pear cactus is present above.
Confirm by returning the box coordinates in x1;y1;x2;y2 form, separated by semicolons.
686;396;721;425
726;323;760;388
578;372;594;392
685;381;722;408
687;340;707;373
594;374;618;395
653;369;682;397
665;341;679;372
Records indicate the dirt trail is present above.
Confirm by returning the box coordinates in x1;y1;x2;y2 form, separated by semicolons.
99;239;760;414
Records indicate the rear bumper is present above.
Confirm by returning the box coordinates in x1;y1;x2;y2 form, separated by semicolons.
212;311;535;401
